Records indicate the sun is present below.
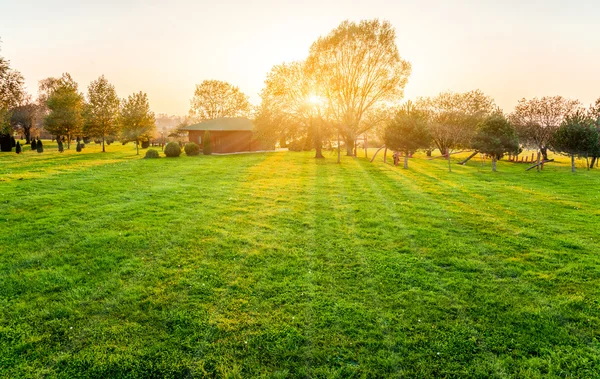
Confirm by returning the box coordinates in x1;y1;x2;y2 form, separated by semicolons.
308;95;321;104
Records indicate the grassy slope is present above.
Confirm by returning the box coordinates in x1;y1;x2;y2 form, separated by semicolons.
1;142;599;378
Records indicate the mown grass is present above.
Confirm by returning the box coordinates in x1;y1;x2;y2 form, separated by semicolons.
1;141;599;378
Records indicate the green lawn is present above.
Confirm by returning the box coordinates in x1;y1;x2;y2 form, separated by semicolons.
1;142;599;378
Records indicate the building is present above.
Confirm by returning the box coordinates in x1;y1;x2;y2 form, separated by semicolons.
180;117;264;154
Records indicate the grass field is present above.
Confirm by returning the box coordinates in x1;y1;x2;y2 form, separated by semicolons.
1;141;600;378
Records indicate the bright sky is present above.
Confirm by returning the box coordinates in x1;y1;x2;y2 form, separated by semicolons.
1;0;599;115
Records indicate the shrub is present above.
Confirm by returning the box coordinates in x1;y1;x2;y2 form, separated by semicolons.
184;142;201;156
203;131;212;155
15;141;21;154
144;149;160;159
36;140;44;153
164;142;181;157
141;140;150;149
31;139;37;150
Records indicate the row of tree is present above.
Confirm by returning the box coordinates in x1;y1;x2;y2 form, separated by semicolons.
1;47;157;154
384;96;600;172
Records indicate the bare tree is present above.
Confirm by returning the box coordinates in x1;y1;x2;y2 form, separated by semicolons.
509;96;580;170
307;19;411;156
254;61;330;158
418;90;496;172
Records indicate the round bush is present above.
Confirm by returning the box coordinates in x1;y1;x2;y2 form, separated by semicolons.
145;149;160;159
184;142;201;156
164;142;181;157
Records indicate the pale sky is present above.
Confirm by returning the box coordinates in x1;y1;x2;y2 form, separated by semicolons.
1;0;599;115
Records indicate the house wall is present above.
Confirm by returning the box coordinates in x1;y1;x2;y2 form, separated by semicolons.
188;130;263;153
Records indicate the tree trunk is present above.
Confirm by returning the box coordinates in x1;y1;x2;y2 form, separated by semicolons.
383;147;387;163
492;155;497;172
364;135;368;158
314;119;323;159
136;139;139;155
67;135;71;150
586;154;589;171
102;135;105;153
447;148;452;172
541;147;548;161
337;129;341;163
571;154;576;172
24;129;31;144
345;135;354;156
536;150;541;172
403;154;408;169
590;156;597;169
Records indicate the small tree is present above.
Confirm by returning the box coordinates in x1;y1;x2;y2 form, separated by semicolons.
203;130;212;155
471;114;519;172
36;139;43;153
31;138;37;150
549;111;598;172
119;92;156;155
383;102;430;169
44;73;84;149
83;75;120;152
15;141;21;154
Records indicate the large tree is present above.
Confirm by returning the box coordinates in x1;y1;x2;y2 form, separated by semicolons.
189;80;250;121
307;19;411;156
418;90;496;172
471;114;519;172
83;75;120;152
254;61;330;158
10;99;40;144
44;73;84;149
120;92;156;155
383;101;430;169
509;96;580;169
0;48;25;139
549;111;598;172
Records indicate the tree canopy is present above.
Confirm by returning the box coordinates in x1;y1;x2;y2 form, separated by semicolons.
83;75;120;152
549;111;599;172
383;101;430;168
509;96;580;161
307;19;411;155
189;80;250;122
120;91;156;155
471;114;519;172
44;73;84;148
417;90;496;171
254;61;330;157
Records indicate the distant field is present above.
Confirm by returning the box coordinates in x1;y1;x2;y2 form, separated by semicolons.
1;141;599;378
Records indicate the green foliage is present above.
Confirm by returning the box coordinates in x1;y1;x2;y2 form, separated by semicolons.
472;114;519;160
44;73;84;143
1;147;600;377
189;80;250;121
384;102;430;155
550;111;598;157
203;131;212;155
164;141;181;157
83;75;120;152
184;142;200;156
119;92;156;155
144;149;160;159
